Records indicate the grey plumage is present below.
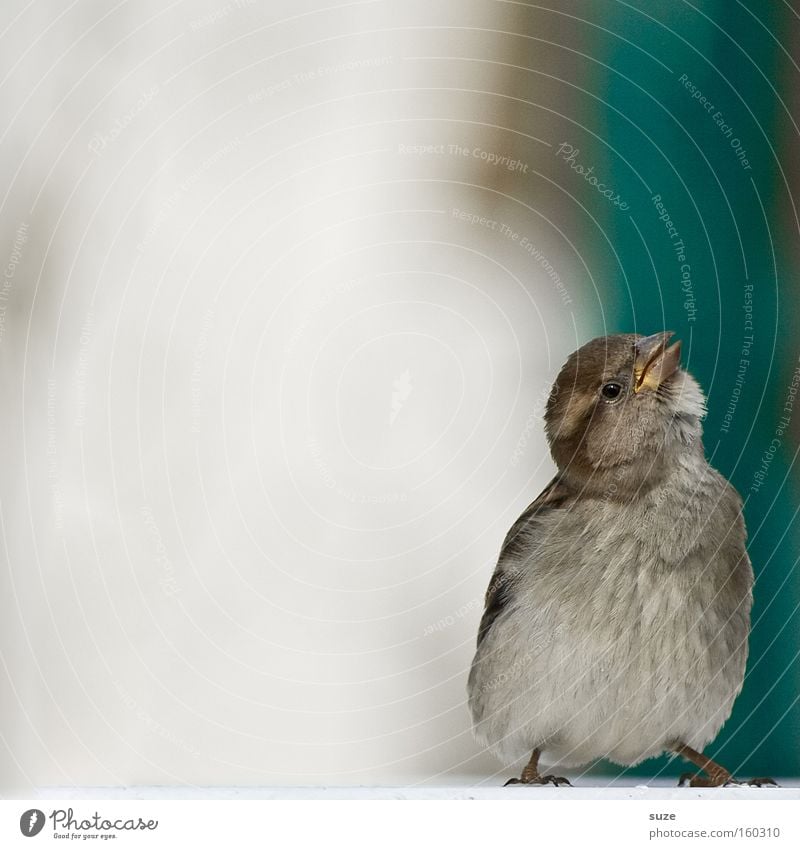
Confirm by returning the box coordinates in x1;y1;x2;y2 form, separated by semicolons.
468;333;754;779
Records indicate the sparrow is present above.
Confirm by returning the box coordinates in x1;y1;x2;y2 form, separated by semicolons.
468;332;774;787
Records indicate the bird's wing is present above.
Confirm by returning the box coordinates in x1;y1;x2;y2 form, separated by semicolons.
476;475;570;648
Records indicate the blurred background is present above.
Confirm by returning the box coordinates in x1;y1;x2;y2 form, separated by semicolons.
0;0;798;792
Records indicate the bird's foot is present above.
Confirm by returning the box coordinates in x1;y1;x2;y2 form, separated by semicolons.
678;772;779;788
504;774;572;787
741;777;779;788
678;771;731;787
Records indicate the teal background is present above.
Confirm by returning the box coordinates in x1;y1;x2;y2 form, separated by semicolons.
578;0;800;778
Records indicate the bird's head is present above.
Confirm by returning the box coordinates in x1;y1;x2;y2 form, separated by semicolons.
544;332;706;497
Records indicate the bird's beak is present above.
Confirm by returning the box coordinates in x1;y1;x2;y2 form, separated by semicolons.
633;332;682;393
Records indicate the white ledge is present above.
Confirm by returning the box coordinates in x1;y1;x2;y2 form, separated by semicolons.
31;781;800;801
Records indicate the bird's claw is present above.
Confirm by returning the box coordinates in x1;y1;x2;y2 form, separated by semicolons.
745;777;779;787
678;772;732;787
678;772;779;788
504;774;571;787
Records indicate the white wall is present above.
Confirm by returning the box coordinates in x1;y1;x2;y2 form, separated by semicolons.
0;0;594;790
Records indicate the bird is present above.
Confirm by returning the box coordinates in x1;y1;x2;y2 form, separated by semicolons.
468;332;774;787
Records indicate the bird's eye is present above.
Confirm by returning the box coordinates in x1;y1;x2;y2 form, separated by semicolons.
601;382;623;401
